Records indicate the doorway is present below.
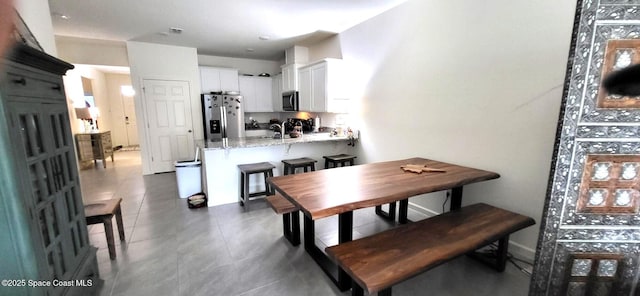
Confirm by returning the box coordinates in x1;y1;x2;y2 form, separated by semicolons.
120;85;139;147
142;79;195;173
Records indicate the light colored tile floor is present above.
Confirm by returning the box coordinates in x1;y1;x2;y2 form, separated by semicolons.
81;150;532;296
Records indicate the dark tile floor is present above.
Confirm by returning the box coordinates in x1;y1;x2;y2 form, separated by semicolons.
82;150;531;296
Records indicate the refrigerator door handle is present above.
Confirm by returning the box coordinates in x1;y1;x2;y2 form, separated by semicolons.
220;106;228;138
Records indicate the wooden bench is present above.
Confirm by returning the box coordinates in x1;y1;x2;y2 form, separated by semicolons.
265;193;300;246
325;203;535;296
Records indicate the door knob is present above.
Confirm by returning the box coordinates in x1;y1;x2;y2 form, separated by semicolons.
188;130;192;133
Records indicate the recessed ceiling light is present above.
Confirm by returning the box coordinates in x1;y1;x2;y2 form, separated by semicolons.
52;12;70;20
258;35;270;41
169;27;183;34
246;48;255;52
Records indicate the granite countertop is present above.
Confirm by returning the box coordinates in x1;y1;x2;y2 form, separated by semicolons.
203;133;352;150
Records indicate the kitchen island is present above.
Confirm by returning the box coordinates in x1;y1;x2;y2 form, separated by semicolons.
201;133;356;206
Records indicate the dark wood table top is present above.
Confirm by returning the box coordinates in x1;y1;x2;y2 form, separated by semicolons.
267;157;500;220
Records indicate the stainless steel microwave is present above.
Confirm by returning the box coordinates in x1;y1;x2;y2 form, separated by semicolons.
282;91;299;111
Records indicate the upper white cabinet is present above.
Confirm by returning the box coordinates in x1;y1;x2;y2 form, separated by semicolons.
272;74;283;111
297;59;351;113
281;63;301;92
239;76;273;112
200;66;239;93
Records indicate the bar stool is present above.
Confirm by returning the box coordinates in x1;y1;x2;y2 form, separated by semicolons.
323;154;357;169
282;157;317;175
238;162;275;210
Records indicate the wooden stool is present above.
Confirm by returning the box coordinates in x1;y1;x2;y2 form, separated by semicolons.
282;157;317;175
323;154;357;169
84;198;125;260
238;162;275;210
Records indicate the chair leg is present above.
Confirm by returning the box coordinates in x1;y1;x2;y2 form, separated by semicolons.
238;172;244;205
267;169;274;195
244;174;250;210
311;163;316;171
103;218;116;260
263;171;273;195
115;205;125;241
324;159;329;169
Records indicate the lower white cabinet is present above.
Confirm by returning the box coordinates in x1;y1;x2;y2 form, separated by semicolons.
239;76;273;112
297;59;350;113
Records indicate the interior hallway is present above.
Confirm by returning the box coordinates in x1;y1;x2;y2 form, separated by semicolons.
81;150;532;296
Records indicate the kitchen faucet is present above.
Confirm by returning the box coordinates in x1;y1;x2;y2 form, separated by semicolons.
295;121;303;135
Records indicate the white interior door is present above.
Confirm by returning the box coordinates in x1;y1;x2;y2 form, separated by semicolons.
143;79;194;173
122;94;139;146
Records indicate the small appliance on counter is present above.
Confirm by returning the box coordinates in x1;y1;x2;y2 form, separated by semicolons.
282;118;314;133
201;93;246;141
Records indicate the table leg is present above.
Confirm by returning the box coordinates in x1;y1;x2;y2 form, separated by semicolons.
303;213;353;292
374;202;397;221
337;212;353;290
398;199;409;224
115;205;125;241
103;217;116;260
450;187;463;211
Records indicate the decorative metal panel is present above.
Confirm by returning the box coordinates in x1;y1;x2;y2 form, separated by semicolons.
531;0;640;294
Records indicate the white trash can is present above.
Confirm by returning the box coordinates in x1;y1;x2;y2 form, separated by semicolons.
175;160;202;198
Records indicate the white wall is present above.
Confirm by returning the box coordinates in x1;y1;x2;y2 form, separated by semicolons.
198;54;281;76
15;0;57;55
311;0;576;259
126;41;201;175
307;35;342;62
56;36;129;67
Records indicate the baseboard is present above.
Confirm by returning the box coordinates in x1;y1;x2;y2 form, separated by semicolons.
408;202;536;262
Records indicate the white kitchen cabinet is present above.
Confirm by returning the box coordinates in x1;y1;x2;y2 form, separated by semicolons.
297;59;351;113
281;63;302;92
200;66;239;93
239;76;273;112
298;67;311;111
272;74;283;111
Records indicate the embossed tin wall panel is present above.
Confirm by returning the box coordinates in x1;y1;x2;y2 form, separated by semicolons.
531;0;640;294
597;40;640;109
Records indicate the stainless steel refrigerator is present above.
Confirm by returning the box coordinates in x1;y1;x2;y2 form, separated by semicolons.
201;93;245;141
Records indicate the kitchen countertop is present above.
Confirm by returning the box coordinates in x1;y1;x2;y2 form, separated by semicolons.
203;133;353;150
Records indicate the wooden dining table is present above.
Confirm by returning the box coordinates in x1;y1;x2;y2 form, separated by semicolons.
266;157;500;291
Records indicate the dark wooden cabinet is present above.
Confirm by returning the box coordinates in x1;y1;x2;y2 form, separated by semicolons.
0;44;100;296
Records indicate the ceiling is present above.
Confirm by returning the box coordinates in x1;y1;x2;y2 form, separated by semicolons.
48;0;407;61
